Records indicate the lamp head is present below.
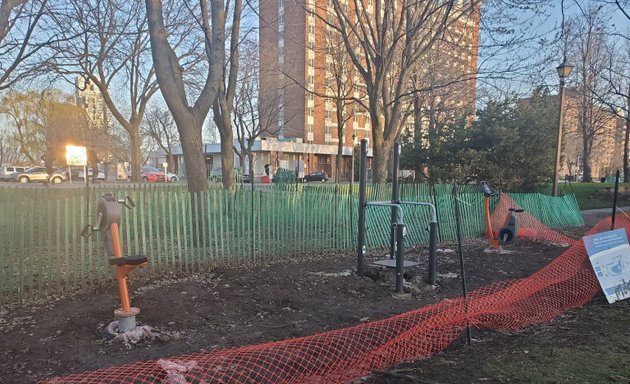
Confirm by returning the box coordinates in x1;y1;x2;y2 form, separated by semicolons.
556;62;574;80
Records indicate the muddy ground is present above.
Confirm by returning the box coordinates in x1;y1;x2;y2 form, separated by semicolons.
1;213;627;383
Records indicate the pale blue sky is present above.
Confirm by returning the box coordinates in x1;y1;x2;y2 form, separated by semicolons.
476;0;628;101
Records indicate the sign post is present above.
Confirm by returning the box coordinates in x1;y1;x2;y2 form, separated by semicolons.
66;145;88;184
584;229;630;304
66;145;89;220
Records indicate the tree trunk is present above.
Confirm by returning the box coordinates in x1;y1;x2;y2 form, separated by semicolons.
371;133;393;184
413;97;423;182
625;87;630;183
248;152;254;185
168;153;175;172
176;115;208;193
129;127;142;182
238;152;246;176
582;138;592;183
624;116;629;183
219;124;235;189
336;134;343;183
335;95;345;183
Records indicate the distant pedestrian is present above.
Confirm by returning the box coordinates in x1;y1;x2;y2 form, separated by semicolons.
42;146;55;186
87;146;99;184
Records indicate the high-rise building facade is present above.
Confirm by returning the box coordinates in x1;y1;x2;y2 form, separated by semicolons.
75;76;109;132
259;0;480;179
561;92;625;180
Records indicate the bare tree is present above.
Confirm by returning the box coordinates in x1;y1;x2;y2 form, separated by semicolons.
406;30;478;182
624;81;630;182
566;7;618;182
50;1;163;182
145;0;225;194
1;89;91;162
0;0;51;90
143;106;180;169
325;0;480;182
211;0;243;188
1;90;46;162
0;129;24;164
232;39;281;183
588;1;630;181
323;29;356;183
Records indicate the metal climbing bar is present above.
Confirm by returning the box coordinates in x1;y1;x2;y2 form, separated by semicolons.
399;201;438;285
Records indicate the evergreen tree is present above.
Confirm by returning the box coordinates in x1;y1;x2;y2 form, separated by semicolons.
400;87;557;191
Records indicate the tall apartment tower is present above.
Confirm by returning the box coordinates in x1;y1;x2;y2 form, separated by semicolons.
75;76;109;132
259;0;480;176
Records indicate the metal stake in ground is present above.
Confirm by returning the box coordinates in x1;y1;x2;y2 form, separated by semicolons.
389;143;401;259
612;170;620;230
395;223;406;293
356;139;368;277
453;184;472;345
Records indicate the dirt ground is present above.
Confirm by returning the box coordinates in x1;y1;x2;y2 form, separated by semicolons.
0;212;627;383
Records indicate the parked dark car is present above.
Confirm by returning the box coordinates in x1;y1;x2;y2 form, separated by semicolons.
302;171;328;183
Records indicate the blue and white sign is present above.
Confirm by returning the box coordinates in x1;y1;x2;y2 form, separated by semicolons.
583;228;630;304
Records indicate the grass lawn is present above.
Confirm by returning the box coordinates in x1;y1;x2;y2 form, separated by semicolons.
558;181;630;210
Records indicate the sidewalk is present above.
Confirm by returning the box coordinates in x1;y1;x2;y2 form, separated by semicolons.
581;206;630;227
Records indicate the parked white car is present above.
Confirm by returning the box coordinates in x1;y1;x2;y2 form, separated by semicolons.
78;168;106;180
0;165;28;181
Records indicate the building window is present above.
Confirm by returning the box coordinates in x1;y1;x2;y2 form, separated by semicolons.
308;107;314;117
319;155;331;164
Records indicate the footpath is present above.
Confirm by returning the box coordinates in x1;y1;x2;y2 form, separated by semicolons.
581;206;630;227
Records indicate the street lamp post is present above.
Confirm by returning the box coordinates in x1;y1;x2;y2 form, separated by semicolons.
350;134;356;189
552;61;574;197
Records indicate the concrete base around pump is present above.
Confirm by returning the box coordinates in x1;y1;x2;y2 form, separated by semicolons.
114;307;140;333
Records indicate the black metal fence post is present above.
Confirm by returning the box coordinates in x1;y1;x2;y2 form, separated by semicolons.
612;169;620;230
357;139;368;277
453;184;472;345
395;223;406;294
428;220;437;285
389;142;400;258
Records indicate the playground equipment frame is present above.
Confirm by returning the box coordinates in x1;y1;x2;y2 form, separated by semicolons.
356;139;438;292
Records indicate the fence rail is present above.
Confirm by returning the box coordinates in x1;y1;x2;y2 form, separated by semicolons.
0;183;583;304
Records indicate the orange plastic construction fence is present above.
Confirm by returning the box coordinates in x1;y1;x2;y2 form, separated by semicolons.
489;192;577;246
42;212;622;384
